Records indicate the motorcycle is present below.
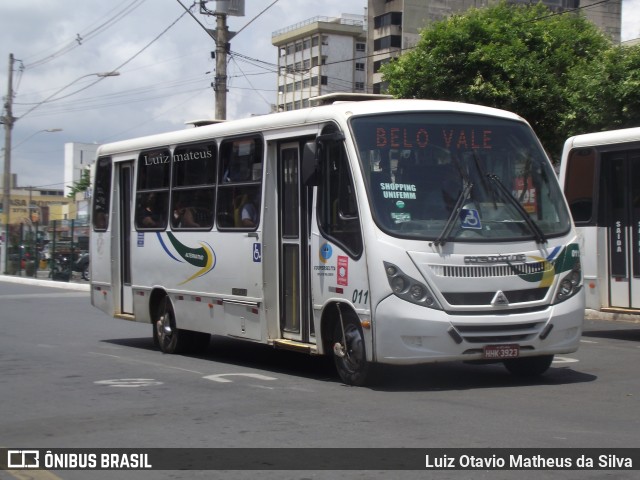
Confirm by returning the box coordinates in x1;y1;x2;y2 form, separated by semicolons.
73;253;90;281
49;254;72;282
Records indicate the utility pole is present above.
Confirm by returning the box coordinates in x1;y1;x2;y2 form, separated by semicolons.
200;0;245;120
214;13;229;120
2;53;14;228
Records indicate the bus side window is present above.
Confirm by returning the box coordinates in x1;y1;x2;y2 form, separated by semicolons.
171;142;216;230
318;135;363;257
564;148;596;224
217;136;262;230
92;156;112;231
135;148;171;230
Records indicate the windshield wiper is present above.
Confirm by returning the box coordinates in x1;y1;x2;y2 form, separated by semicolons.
434;180;473;246
486;174;547;244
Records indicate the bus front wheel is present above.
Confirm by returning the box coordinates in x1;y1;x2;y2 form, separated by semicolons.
332;320;371;386
504;355;554;377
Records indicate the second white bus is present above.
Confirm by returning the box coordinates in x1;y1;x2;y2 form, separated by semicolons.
90;98;584;386
560;126;640;315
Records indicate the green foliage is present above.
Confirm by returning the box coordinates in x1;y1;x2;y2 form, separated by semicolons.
563;44;640;134
66;169;91;199
381;2;617;161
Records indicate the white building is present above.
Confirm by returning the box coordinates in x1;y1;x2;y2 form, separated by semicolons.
272;14;367;111
64;142;99;197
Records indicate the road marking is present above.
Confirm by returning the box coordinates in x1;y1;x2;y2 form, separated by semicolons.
580;339;598;344
94;378;163;387
89;352;204;374
203;373;277;383
552;356;579;364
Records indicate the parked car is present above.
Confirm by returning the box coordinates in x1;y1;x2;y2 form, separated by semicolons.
73;252;90;281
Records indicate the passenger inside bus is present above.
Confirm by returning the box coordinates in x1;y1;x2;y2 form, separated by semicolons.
139;192;164;228
233;193;259;227
172;201;199;228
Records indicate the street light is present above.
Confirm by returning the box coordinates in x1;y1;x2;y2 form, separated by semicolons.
12;128;63;151
3;69;119;227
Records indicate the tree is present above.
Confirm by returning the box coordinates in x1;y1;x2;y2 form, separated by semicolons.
563;44;640;135
66;169;91;199
381;2;612;161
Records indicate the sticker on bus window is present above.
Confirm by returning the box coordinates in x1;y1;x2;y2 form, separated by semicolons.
513;177;537;214
460;209;481;229
391;212;411;224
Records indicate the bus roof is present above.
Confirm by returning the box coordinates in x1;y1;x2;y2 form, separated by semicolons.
564;126;640;149
97;99;526;157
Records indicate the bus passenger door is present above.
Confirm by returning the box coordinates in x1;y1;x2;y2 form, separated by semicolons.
604;150;640;309
117;162;134;314
278;143;312;342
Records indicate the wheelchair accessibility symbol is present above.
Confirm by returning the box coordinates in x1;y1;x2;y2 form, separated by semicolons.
253;243;262;262
460;208;482;229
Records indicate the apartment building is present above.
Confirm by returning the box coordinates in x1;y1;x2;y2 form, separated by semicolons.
272;14;367;111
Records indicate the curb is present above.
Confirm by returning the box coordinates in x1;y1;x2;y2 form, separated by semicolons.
0;274;90;292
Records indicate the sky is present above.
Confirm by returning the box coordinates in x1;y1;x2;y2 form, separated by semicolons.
1;0;639;190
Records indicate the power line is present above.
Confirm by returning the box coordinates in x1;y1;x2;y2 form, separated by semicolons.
14;9;189;120
24;0;147;69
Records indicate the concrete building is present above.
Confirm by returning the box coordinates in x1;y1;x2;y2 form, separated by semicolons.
64;142;99;197
0;186;69;226
272;14;367;111
368;0;622;94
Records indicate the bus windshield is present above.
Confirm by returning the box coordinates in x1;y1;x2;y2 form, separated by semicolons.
350;112;571;242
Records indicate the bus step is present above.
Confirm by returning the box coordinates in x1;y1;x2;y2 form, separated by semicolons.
114;313;136;322
273;339;318;355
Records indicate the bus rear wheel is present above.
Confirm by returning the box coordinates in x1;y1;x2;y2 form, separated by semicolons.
504;355;554;377
332;320;371;386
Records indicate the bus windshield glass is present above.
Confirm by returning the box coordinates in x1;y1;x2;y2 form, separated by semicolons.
350;112;571;242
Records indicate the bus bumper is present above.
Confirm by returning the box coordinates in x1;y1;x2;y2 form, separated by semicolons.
373;293;584;365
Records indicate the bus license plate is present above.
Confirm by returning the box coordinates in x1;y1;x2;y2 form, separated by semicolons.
483;344;519;359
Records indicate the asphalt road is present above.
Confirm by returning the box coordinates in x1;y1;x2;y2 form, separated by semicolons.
0;277;639;480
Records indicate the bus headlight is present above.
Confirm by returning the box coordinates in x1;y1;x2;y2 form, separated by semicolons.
554;260;582;304
384;261;442;310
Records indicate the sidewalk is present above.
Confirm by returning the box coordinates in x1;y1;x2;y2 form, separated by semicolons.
0;272;90;291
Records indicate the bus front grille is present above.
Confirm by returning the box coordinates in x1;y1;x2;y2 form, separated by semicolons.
431;261;550;278
453;322;544;344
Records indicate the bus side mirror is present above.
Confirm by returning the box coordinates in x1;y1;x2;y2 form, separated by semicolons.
302;141;319;186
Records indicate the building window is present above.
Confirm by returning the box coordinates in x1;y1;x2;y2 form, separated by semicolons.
374;35;402;51
355;82;364;91
374;12;402;29
356;42;365;52
356;62;365;71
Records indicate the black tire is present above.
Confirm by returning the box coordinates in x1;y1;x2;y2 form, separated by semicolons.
332;320;371;386
504;355;554;377
154;298;187;354
82;264;90;281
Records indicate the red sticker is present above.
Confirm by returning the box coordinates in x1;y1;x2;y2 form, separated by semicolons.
337;256;348;286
